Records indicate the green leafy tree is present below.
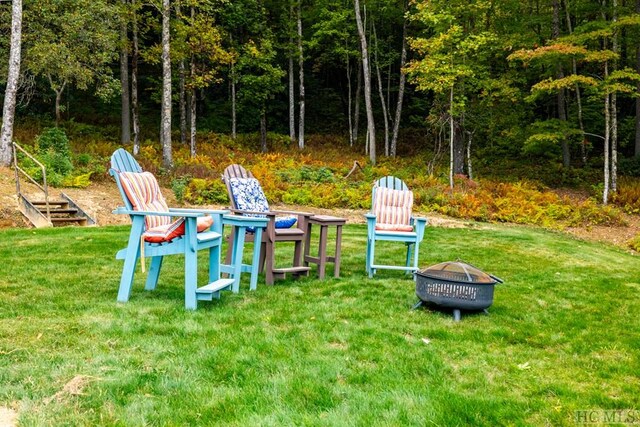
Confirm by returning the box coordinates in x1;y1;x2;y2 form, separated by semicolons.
406;0;496;187
24;0;119;125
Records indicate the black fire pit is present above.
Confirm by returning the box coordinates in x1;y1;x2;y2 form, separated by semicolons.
414;261;503;321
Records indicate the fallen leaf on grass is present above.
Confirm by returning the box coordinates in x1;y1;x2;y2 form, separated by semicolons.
517;362;531;370
421;338;431;345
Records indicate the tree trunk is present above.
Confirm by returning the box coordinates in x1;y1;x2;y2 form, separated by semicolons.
604;65;610;205
636;0;640;157
390;12;407;158
611;0;618;192
190;88;196;158
177;5;187;146
354;0;375;164
466;131;474;180
297;1;305;150
346;52;354;146
189;6;196;158
131;0;140;155
53;82;65;126
289;2;296;145
120;0;131;145
373;25;389;156
353;59;362;143
449;87;454;189
553;0;570;168
230;36;237;140
0;0;22;166
161;0;172;169
565;0;586;165
288;27;296;144
260;110;267;153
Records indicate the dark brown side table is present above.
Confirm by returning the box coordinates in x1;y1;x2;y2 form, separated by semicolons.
304;215;347;279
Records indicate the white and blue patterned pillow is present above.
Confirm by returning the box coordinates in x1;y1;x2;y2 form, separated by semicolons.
229;177;297;230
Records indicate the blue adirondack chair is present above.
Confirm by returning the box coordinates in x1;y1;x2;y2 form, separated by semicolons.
365;176;428;278
110;148;234;309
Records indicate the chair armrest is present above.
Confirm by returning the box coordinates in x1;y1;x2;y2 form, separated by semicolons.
228;208;276;217
113;207;203;218
270;209;313;218
169;208;229;215
223;214;269;228
413;217;428;241
365;213;377;239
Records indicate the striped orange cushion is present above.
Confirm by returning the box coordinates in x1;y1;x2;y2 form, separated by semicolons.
119;171;214;243
373;187;413;232
143;216;213;243
118;171;170;230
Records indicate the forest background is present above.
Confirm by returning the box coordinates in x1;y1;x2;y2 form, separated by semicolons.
2;0;640;247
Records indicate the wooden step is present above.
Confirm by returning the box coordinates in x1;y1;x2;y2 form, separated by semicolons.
195;278;234;301
272;266;311;274
46;208;79;215
50;217;87;226
31;200;68;207
273;266;311;280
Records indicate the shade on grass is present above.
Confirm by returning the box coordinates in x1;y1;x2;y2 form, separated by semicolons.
0;223;639;425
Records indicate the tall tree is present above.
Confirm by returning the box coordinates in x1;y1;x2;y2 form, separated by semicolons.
297;0;305;150
25;0;119;125
354;0;375;164
161;0;172;169
390;7;407;157
131;0;140;155
407;0;495;186
0;0;22;166
120;0;131;144
288;2;296;145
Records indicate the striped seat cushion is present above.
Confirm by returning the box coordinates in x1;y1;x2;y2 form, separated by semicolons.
373;186;414;232
118;171;213;243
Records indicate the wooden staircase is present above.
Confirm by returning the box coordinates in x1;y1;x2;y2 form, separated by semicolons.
13;142;96;228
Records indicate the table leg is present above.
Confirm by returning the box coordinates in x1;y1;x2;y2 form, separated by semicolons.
231;226;246;293
334;224;343;278
250;228;263;291
303;222;312;267
318;224;328;279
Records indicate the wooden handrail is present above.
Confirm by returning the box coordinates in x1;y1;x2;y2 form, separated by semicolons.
13;142;50;220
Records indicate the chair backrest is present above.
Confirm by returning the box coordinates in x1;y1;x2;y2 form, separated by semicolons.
222;164;257;211
110;148;143;212
371;176;413;230
110;149;171;229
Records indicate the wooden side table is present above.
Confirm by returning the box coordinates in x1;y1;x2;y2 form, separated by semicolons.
304;215;347;279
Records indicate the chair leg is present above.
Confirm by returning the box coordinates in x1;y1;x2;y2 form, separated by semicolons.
145;256;163;290
117;220;144;302
405;243;413;275
293;240;303;267
412;241;420;272
259;241;266;273
209;243;221;283
368;238;376;278
265;241;275;286
224;229;235;275
249;228;263;291
231;229;246;293
184;250;198;310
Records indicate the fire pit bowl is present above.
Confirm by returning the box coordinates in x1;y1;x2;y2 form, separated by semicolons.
414;261;503;321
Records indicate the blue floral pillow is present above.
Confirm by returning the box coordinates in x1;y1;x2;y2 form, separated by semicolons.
229;177;269;214
229;177;297;230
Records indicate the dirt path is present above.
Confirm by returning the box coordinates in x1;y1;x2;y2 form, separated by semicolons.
1;167;637;251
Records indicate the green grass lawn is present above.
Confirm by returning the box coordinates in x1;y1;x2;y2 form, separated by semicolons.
1;223;639;426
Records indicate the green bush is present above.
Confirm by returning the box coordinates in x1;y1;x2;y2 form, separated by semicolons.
36;127;70;158
183;179;229;205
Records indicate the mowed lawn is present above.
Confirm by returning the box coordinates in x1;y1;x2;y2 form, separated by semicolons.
1;223;639;426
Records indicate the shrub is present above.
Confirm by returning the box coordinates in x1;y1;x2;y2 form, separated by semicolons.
36;127;70;158
183;179;229;205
